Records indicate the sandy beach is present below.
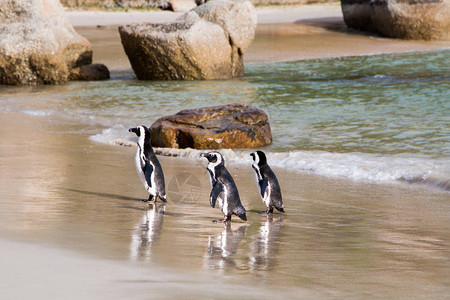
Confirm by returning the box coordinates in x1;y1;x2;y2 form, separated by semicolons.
1;4;450;299
1;111;449;299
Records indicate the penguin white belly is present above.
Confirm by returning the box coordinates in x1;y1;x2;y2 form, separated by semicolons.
218;187;228;215
253;169;260;191
263;182;272;207
135;149;157;196
134;149;145;183
253;164;269;207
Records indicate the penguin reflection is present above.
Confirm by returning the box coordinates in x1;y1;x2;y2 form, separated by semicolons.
130;203;165;262
205;223;247;271
249;216;284;272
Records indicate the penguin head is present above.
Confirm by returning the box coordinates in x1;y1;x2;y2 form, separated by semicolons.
129;125;150;138
250;150;267;167
200;151;224;165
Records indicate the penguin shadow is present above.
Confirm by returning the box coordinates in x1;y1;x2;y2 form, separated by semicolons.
204;222;247;272
63;188;142;202
249;215;284;272
63;188;190;218
130;202;166;262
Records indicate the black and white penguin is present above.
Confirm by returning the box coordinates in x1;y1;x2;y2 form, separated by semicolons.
201;151;247;223
250;150;284;214
129;125;167;203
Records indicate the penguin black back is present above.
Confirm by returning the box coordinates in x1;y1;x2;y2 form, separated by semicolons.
129;125;166;202
250;150;284;214
201;151;247;222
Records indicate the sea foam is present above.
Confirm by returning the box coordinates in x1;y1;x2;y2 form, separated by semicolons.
90;128;449;191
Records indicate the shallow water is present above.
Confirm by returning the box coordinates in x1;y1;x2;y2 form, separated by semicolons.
1;49;449;190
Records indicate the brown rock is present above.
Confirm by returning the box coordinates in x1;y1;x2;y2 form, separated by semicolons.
118;0;256;80
341;0;450;41
69;63;110;81
150;103;272;149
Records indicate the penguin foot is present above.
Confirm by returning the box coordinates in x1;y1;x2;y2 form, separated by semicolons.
213;216;231;223
142;195;155;203
159;195;167;203
259;208;274;215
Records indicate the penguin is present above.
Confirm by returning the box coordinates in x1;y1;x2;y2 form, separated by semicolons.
201;151;247;223
129;125;167;203
250;150;284;214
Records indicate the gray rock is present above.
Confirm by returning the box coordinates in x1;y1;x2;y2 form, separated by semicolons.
168;0;197;12
119;0;256;80
192;0;256;53
0;0;110;85
341;0;450;41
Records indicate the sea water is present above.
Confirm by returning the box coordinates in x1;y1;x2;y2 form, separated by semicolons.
1;50;449;190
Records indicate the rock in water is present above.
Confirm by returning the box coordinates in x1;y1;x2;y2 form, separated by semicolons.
68;64;111;81
119;0;256;80
341;0;450;41
0;0;109;85
150;103;272;149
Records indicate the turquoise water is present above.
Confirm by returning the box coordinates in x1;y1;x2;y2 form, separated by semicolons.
1;50;449;189
250;51;450;157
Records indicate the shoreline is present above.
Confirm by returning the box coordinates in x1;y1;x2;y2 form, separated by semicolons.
66;4;343;26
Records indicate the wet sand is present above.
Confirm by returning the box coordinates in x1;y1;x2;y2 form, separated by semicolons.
1;113;449;299
2;5;450;299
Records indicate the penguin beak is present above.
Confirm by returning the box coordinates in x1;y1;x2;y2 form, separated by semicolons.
200;153;213;161
129;127;137;133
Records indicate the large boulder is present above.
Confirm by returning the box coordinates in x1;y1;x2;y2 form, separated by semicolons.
341;0;450;41
119;0;256;80
0;0;109;85
150;103;272;149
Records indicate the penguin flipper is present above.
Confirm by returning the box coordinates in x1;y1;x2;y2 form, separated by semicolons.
259;178;268;199
142;160;154;188
210;181;223;208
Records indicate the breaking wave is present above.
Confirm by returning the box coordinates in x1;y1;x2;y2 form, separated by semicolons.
90;127;450;192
